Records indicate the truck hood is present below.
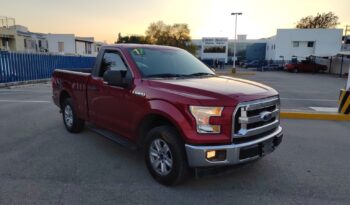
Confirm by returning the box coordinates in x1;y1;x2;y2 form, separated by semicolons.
146;76;278;105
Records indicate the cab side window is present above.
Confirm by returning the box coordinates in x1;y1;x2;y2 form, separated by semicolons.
99;51;128;77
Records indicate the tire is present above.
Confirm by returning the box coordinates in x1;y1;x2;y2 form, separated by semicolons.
62;98;85;133
144;126;189;186
293;68;299;73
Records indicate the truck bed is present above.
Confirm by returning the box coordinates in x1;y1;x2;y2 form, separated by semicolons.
52;69;92;120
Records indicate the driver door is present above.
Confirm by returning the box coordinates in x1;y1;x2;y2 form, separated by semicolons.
88;49;134;138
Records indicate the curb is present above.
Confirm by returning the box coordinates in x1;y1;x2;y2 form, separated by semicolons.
0;79;50;88
280;111;350;121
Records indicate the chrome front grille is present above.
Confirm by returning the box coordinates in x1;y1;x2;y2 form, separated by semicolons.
232;97;280;143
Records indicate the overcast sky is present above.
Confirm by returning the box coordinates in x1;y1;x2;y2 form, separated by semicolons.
1;0;349;43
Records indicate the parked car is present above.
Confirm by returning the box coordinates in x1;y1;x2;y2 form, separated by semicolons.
238;60;247;66
284;60;327;73
243;60;266;68
258;64;284;72
52;44;283;185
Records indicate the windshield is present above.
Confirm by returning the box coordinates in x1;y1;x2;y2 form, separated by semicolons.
128;47;215;78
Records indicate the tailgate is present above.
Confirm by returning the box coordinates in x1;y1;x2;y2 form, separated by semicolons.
52;69;91;120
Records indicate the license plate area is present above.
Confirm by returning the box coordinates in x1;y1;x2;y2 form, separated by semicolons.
239;137;277;160
261;138;275;156
239;144;259;160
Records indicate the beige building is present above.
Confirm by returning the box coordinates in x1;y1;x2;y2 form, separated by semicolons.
0;26;17;51
1;16;100;56
0;18;48;52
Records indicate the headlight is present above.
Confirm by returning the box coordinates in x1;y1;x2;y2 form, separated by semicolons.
189;106;223;134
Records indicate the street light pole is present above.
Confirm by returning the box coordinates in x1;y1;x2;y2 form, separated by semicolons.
231;12;242;73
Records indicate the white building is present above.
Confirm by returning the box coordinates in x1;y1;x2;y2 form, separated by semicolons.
46;34;76;54
75;37;95;56
95;41;108;54
266;29;343;61
200;37;228;63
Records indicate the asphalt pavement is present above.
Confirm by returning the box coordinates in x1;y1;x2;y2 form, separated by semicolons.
219;68;348;112
0;82;350;205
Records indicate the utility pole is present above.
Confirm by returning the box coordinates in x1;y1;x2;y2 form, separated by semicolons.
231;12;242;73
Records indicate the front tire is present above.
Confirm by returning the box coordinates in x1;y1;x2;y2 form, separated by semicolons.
144;126;189;186
293;68;299;73
62;98;85;133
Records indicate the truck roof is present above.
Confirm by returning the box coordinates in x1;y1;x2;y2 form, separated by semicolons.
101;44;181;51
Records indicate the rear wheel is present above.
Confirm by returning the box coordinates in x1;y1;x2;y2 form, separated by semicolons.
144;126;189;186
293;68;299;73
62;98;85;133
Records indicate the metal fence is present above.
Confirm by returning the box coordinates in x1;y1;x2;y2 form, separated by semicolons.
0;51;96;83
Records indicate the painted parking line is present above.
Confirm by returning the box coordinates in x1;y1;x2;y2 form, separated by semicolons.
280;98;337;102
0;90;50;93
309;107;338;113
0;100;50;103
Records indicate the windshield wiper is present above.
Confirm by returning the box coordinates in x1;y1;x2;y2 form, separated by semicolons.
146;73;187;78
186;72;216;77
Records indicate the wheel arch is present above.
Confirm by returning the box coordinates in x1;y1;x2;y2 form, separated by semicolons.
137;100;191;147
59;90;71;108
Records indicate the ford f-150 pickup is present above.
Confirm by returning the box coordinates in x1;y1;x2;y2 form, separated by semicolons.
52;44;283;185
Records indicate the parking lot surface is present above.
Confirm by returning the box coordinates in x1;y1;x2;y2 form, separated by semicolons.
1;83;350;205
221;69;347;112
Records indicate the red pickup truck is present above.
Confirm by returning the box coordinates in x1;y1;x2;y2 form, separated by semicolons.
52;44;283;185
284;60;327;73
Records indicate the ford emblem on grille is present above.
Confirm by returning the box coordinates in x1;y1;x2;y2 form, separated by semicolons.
260;111;273;122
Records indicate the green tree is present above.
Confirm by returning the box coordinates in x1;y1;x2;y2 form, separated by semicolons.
296;12;340;29
116;21;197;54
116;33;150;44
145;21;196;54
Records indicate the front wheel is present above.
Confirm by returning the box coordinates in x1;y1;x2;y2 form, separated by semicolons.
293;68;299;73
144;126;189;186
62;98;85;133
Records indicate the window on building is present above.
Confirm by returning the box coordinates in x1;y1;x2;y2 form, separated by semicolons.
292;41;299;47
58;42;64;53
1;38;10;49
38;40;42;48
30;40;36;49
345;38;350;44
2;38;7;47
86;43;92;54
203;46;226;53
307;41;314;48
24;39;27;48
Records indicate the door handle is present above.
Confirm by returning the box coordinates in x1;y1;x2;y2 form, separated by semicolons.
87;85;99;92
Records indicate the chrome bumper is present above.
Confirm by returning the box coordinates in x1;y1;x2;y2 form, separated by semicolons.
185;126;283;167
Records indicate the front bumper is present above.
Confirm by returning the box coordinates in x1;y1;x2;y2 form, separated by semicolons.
185;126;283;167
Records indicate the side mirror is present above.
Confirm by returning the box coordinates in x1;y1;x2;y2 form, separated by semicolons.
103;70;126;87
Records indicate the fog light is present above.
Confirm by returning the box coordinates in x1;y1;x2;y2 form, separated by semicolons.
206;150;227;161
206;150;216;159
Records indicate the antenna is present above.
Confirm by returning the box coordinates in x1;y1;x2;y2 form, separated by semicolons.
0;16;15;28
